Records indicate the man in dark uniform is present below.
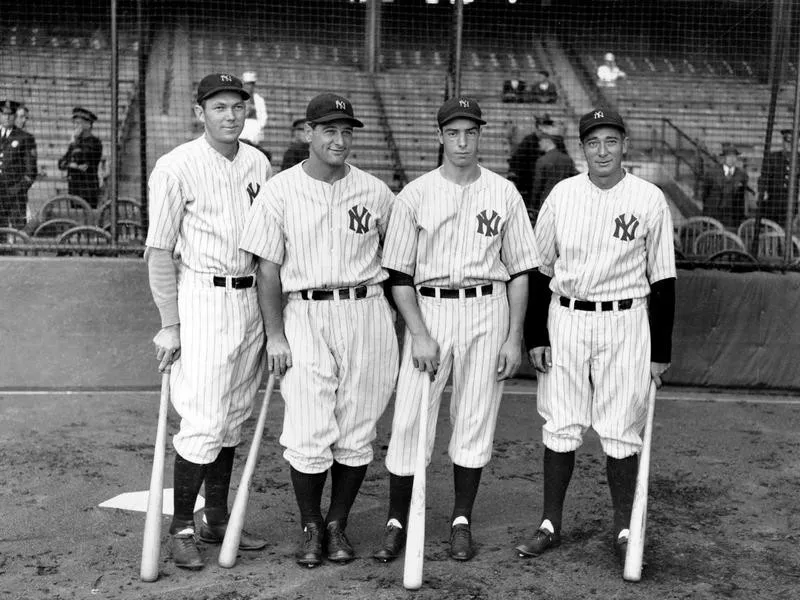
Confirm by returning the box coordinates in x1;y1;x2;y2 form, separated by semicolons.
531;130;576;215
58;107;103;208
279;117;310;171
701;143;748;228
0;100;37;229
759;129;799;225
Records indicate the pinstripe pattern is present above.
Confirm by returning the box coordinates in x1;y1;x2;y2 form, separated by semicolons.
382;166;539;285
385;288;510;473
534;170;676;458
535;172;676;301
146;136;272;464
239;161;398;473
239;163;393;291
146;136;272;276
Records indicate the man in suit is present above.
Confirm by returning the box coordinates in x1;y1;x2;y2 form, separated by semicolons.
502;72;527;103
702;143;748;228
531;131;576;219
759;129;799;225
0;100;37;229
531;71;558;104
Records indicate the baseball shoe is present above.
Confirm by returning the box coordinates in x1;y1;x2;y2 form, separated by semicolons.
171;529;204;570
515;528;561;557
295;522;324;568
198;521;267;550
373;523;406;562
449;523;475;561
325;520;355;563
614;534;628;565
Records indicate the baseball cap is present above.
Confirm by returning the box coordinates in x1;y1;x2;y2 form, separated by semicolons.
578;108;626;140
437;96;486;128
305;93;363;127
0;99;20;114
72;106;98;123
196;73;251;104
242;71;257;83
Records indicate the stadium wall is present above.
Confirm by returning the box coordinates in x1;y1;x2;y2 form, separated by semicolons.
1;258;798;391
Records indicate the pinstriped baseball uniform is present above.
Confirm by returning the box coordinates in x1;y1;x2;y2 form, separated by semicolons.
239;162;399;473
146;136;272;464
534;171;676;458
383;166;540;474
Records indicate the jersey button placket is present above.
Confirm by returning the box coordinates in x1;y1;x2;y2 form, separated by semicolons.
451;186;469;287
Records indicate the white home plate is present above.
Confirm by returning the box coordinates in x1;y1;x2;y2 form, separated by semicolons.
99;489;205;515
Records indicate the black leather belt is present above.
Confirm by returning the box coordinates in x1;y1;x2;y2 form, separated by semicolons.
213;275;255;289
300;286;368;300
419;284;493;299
560;296;633;311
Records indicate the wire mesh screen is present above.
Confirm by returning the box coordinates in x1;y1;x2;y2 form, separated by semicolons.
0;0;798;266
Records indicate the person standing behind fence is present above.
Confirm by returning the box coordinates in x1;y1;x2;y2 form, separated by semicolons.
531;129;576;218
759;129;800;225
280;117;310;171
58;107;102;208
701;143;748;228
240;71;270;158
0;100;37;229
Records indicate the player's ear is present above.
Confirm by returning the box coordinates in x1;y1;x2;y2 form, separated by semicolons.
622;136;630;155
436;126;443;145
193;103;205;124
304;122;314;143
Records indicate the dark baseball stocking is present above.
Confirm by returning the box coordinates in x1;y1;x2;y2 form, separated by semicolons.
541;448;575;534
203;446;236;524
170;453;206;533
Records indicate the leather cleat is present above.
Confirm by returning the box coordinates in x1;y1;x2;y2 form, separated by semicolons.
198;521;267;550
295;522;324;568
449;523;475;561
172;530;204;570
516;528;561;557
325;520;355;563
373;523;406;562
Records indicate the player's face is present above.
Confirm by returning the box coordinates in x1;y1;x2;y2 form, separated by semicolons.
581;126;628;179
195;92;246;145
438;118;481;168
307;121;353;167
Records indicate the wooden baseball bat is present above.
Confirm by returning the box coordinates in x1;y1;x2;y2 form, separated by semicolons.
403;375;432;591
140;371;171;582
218;374;276;568
624;380;658;582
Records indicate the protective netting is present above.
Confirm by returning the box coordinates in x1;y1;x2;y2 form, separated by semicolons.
0;0;797;266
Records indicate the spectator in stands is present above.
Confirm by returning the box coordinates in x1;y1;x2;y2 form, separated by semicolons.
759;128;800;225
58;107;103;208
508;114;554;206
0;100;37;229
240;71;270;159
701;143;748;228
531;129;576;218
15;105;29;130
502;71;527;103
280;117;310;171
597;52;626;88
531;70;558;104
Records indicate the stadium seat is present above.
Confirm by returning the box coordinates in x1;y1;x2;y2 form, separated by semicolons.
38;194;94;225
104;219;144;245
33;218;81;238
676;216;725;256
692;230;746;257
704;249;759;271
97;197;142;227
0;227;34;256
56;225;113;255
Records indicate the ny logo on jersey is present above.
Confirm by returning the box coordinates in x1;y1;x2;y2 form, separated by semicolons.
348;205;372;234
246;182;261;205
476;209;501;237
335;100;346;110
613;213;640;242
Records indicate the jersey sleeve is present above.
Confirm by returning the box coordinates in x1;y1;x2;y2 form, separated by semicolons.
381;190;418;277
239;185;285;264
145;165;184;252
646;193;677;284
501;187;541;276
375;181;395;242
533;196;558;278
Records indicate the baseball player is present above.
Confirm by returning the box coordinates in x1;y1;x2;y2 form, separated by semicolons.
146;73;272;570
373;97;539;563
515;109;676;566
239;93;399;568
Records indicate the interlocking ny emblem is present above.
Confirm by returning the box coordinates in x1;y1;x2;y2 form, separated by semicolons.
613;213;640;242
348;205;372;234
594;110;604;119
335;100;346;110
246;182;261;205
220;74;232;82
459;99;470;108
476;209;501;237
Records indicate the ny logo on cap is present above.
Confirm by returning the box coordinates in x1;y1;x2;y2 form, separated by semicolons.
594;111;604;119
220;74;232;82
335;100;346;110
459;100;470;108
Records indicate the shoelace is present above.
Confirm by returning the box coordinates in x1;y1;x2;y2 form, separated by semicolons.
328;526;352;550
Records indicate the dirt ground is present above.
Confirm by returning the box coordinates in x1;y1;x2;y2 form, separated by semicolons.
2;380;799;600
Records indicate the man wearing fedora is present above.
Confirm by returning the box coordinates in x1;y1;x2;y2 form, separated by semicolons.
58;107;103;208
0;99;37;229
701;143;748;228
759;128;800;225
